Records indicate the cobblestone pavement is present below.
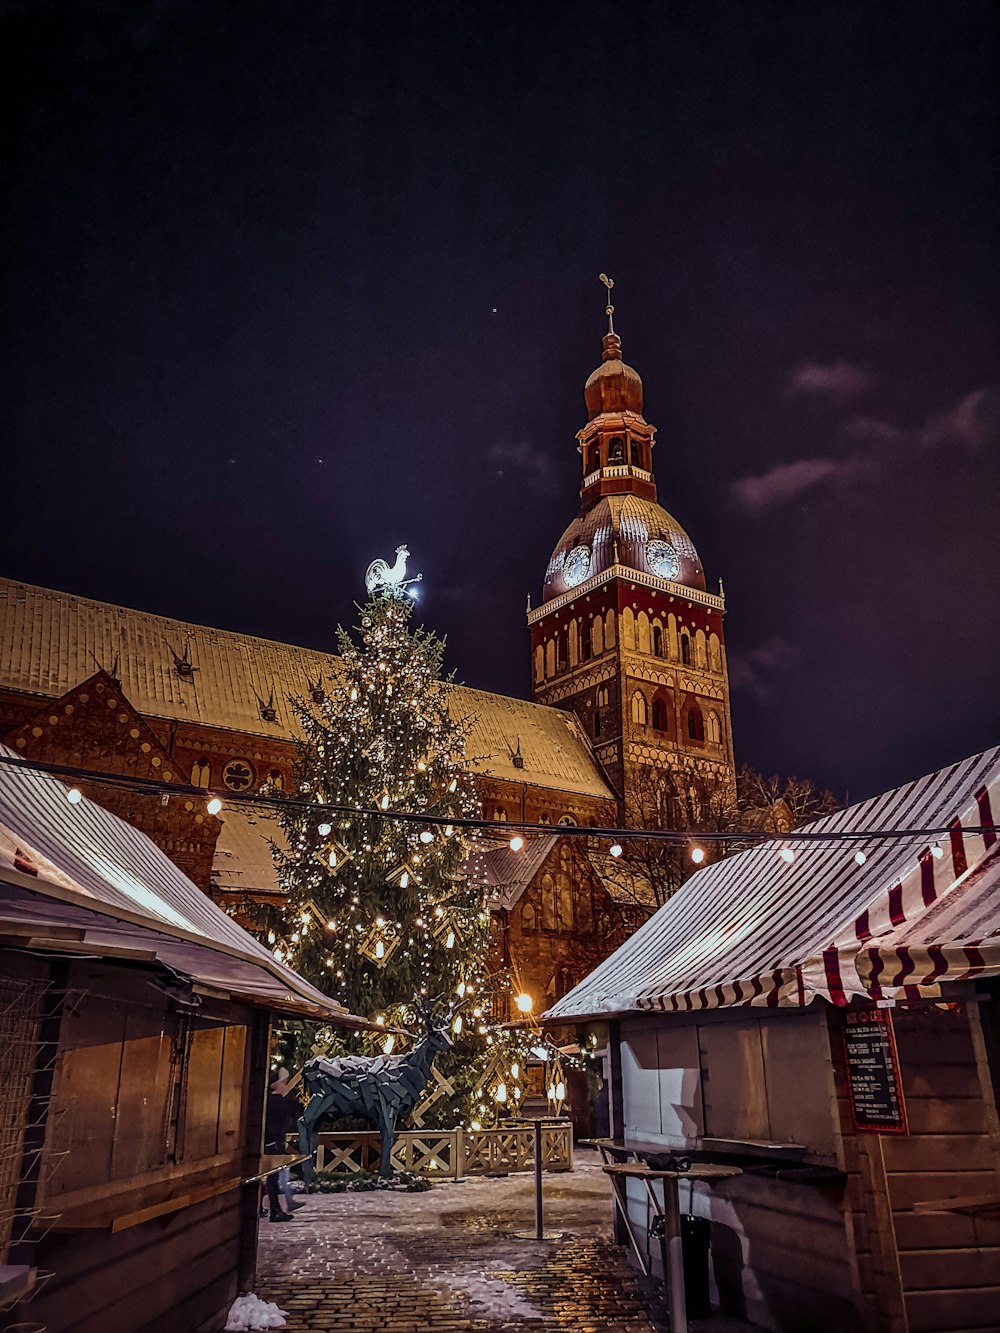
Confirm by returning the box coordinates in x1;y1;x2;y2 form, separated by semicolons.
255;1151;757;1332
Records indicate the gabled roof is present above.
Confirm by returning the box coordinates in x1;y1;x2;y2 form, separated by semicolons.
546;746;1000;1020
0;744;365;1023
0;577;615;801
468;834;560;909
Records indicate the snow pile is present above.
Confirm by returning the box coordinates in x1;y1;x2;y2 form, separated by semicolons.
225;1293;288;1330
429;1268;542;1321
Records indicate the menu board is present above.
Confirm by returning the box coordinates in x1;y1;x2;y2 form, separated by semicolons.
843;1006;908;1134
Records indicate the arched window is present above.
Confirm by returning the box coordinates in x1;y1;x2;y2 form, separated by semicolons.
686;705;704;742
521;902;537;930
630;437;641;467
584;443;598;475
707;711;722;744
556;632;567;673
680;632;691;665
652;624;664;657
537;812;551;824
557;814;577;826
579;620;592;661
608;436;624;463
267;768;284;791
597;686;610;708
651;698;668;732
493;807;508;821
631;692;648;726
541;873;557;931
191;758;211;788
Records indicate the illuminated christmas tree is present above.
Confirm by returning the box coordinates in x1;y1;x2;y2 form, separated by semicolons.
271;554;498;1123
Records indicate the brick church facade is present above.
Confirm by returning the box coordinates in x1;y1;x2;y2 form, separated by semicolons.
0;314;734;1016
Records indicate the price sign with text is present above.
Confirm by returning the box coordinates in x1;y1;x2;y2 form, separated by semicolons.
843;1006;908;1134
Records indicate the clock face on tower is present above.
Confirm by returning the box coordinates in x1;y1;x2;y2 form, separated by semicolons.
563;545;592;587
646;538;680;581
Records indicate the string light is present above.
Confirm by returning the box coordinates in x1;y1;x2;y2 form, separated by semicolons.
514;992;533;1013
509;834;524;852
66;787;83;805
4;754;990;852
779;848;795;863
854;850;867;865
691;846;705;864
610;842;623;858
207;796;223;816
931;842;944;858
419;830;434;844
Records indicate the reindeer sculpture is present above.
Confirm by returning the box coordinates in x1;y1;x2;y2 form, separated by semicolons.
297;1003;455;1181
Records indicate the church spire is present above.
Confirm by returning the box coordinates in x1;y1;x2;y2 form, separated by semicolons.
577;275;655;507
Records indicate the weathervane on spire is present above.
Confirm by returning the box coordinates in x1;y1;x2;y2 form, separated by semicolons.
599;273;615;335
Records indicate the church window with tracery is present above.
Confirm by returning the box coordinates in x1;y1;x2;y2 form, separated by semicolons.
680;632;691;665
191;757;211;788
631;692;648;726
652;624;664;657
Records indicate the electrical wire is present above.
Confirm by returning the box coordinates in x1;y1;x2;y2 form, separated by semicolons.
0;750;995;848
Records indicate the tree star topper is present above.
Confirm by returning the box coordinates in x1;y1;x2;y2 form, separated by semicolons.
364;544;423;598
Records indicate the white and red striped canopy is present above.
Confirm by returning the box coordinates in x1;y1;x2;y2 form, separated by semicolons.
545;747;1000;1020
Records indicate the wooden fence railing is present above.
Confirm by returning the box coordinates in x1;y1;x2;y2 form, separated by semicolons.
310;1122;573;1179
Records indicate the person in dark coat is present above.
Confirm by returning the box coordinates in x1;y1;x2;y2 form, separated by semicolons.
263;1075;297;1222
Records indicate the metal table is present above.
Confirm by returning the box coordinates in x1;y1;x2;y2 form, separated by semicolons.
601;1160;741;1333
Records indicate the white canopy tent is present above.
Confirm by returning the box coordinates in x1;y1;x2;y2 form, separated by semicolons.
546;746;1000;1021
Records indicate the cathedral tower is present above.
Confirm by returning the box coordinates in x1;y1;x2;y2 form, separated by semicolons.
527;287;735;813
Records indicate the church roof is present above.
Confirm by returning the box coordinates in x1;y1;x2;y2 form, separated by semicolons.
0;577;615;802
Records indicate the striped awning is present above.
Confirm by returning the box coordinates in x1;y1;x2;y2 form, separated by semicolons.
854;842;1000;994
545;746;1000;1020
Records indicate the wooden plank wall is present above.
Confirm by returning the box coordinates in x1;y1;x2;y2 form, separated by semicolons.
831;995;1000;1333
618;1010;865;1332
28;1188;244;1333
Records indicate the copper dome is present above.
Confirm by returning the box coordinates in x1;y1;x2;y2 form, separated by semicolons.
583;332;643;420
542;494;706;603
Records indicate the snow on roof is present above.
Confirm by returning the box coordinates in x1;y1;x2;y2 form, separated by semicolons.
212;806;285;898
467;834;559;909
0;744;362;1022
0;577;614;801
545;746;1000;1020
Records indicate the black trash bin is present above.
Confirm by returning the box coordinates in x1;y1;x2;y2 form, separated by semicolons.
682;1214;712;1318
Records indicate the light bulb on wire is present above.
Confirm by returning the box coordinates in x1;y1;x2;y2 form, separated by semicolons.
690;846;705;864
509;835;524;852
207;796;223;816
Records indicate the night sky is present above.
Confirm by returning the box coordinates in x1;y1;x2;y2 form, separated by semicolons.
1;1;997;801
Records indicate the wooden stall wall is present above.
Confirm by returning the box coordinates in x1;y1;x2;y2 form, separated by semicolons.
22;959;261;1333
26;1191;244;1333
831;995;1000;1333
617;1009;864;1333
